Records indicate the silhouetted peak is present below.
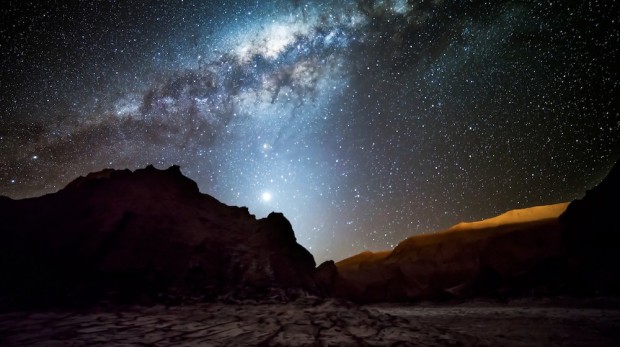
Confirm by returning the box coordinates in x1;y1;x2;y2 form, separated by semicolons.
63;165;199;195
265;212;292;228
561;160;620;227
258;212;297;243
167;164;182;174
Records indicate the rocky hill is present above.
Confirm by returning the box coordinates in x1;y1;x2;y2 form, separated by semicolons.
0;165;317;307
329;161;620;302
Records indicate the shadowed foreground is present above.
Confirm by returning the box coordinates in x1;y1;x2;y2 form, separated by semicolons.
1;298;619;347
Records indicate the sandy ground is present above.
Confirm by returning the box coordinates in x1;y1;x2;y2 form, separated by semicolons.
1;298;619;346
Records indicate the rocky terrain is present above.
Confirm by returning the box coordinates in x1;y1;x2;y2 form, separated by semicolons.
1;162;619;345
2;162;617;308
1;297;619;347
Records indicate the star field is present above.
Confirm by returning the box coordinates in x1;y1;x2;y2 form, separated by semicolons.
1;0;618;263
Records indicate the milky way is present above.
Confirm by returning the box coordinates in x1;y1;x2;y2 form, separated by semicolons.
1;0;618;262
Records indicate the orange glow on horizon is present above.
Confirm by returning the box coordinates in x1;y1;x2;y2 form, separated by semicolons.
448;202;569;231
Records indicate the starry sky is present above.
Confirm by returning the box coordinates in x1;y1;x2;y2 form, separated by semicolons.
1;0;618;263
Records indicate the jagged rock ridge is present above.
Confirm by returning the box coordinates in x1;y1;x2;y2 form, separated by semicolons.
0;165;317;307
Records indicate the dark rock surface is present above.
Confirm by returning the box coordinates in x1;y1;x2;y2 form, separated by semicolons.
0;165;317;307
559;160;620;294
561;160;619;231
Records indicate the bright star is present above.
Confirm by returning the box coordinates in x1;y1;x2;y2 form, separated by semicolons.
261;191;272;202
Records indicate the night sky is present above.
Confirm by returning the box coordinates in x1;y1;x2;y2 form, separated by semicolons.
1;0;618;263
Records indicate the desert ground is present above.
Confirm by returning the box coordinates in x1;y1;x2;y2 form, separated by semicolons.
1;297;619;346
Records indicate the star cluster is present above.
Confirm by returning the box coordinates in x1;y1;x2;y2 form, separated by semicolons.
1;0;618;262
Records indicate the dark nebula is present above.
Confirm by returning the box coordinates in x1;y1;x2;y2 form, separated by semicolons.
1;0;618;262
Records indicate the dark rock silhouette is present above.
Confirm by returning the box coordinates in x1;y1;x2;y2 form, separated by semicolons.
0;165;317;307
313;260;341;295
560;160;619;236
559;160;620;294
2;161;618;308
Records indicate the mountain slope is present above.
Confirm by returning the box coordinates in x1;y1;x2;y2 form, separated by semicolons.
331;161;620;302
0;165;317;307
333;204;569;302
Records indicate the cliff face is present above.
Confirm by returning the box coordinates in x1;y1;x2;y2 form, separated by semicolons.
559;160;620;293
0;165;317;306
560;160;619;236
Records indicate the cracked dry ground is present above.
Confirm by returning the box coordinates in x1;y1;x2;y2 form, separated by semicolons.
1;298;619;346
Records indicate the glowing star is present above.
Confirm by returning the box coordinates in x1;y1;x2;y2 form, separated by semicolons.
261;191;272;202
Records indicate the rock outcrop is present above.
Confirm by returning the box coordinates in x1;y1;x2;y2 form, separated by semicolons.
560;160;619;236
559;160;620;294
0;165;317;307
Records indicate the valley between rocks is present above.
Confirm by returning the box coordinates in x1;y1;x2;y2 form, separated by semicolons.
1;298;619;346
